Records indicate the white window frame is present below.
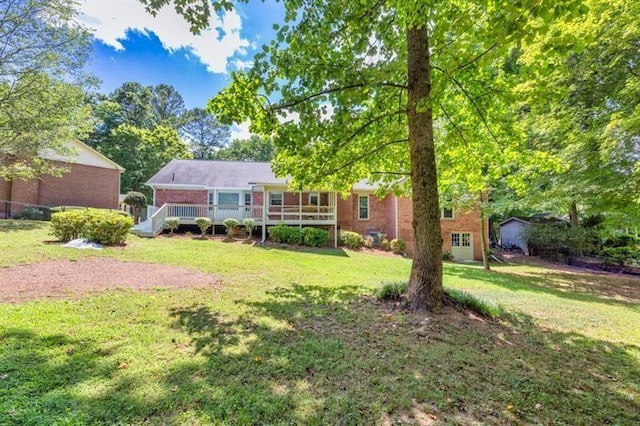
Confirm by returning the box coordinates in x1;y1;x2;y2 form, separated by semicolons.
441;207;454;219
244;192;252;206
358;194;369;220
309;192;319;206
269;191;283;206
217;191;241;210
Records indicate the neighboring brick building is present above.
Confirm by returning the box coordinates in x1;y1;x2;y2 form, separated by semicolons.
144;159;486;260
0;140;124;217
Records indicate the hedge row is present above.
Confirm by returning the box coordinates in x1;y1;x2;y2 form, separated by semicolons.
50;209;133;245
268;224;329;247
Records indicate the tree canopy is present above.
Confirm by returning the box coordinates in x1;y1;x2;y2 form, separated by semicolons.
0;0;93;180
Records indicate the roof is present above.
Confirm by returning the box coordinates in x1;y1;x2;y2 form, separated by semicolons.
498;217;531;227
146;159;288;189
41;140;124;171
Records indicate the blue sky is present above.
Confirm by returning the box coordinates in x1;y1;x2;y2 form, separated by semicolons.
78;0;286;138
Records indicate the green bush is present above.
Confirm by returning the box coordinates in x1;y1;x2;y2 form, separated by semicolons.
363;235;374;249
600;246;640;266
375;281;407;301
522;223;598;257
195;217;212;236
223;218;240;238
81;210;133;245
14;206;50;221
442;251;455;261
164;217;180;235
390;238;407;254
123;191;147;221
301;227;329;247
243;218;256;238
50;210;88;241
50;209;133;245
338;230;364;249
380;238;391;251
269;223;302;245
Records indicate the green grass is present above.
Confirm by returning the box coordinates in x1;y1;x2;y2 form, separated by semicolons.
1;220;639;424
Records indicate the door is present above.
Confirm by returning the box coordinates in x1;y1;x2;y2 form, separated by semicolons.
451;232;473;261
216;192;241;220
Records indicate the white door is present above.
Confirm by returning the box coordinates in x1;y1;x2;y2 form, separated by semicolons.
451;232;473;261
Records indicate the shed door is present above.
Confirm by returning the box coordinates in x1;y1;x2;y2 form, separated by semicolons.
451;232;473;261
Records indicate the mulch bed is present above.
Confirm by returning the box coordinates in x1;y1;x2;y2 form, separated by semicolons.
0;258;221;303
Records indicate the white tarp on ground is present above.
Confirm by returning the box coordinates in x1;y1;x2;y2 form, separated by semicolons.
63;238;103;250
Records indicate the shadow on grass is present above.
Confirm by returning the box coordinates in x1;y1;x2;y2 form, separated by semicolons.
257;243;350;257
446;263;640;310
0;220;47;232
1;284;639;424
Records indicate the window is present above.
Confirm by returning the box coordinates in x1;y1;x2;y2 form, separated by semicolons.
208;192;215;205
309;192;319;206
269;192;283;206
244;193;252;206
441;207;454;219
218;192;240;206
452;232;471;247
451;233;460;247
461;233;471;247
358;195;369;220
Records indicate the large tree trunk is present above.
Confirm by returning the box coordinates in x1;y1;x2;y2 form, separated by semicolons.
405;26;443;311
479;191;490;271
569;201;579;228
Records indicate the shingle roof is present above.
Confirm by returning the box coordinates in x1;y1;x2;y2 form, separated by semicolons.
146;159;288;188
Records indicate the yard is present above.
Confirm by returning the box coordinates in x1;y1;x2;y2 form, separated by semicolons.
1;220;638;425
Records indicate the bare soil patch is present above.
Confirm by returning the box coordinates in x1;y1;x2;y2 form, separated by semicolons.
0;258;221;303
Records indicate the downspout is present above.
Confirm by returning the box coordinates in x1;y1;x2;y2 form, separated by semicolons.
394;195;399;239
261;187;267;243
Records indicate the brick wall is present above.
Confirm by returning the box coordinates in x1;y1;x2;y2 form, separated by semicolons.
337;193;395;237
38;163;120;209
155;189;208;206
0;163;120;211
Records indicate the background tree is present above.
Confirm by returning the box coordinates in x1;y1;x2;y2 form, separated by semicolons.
212;135;275;162
182;108;231;159
109;82;155;129
151;83;188;128
0;0;92;181
515;0;639;228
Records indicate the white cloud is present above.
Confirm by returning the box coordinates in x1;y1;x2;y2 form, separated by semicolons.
230;121;252;140
78;0;249;73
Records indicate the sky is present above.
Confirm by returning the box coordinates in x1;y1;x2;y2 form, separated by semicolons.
77;0;286;139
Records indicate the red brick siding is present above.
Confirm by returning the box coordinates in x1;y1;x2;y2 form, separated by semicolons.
337;193;395;237
0;163;120;211
155;189;207;206
38;163;120;209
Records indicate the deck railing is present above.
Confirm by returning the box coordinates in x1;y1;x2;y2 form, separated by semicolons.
158;203;335;224
150;203;169;234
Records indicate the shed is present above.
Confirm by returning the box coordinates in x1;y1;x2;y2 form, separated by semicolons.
498;217;531;252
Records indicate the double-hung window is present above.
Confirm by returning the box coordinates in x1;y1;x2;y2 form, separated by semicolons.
270;192;283;206
358;195;369;220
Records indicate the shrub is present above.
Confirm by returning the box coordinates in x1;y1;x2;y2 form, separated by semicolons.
380;238;391;251
195;217;212;236
446;288;504;318
442;251;455;261
243;218;256;238
390;238;406;254
164;217;180;235
375;281;407;301
14;206;50;221
600;246;640;266
123;191;147;222
522;223;598;257
301;227;329;247
50;209;133;245
223;218;239;239
339;230;364;249
81;210;133;245
50;210;88;241
363;235;374;249
269;223;302;245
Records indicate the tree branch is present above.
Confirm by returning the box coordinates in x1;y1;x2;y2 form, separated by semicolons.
323;138;408;176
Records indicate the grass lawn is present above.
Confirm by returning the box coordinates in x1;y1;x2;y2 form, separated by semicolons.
1;220;639;425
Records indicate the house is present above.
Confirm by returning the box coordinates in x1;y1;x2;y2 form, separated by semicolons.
140;159;486;261
0;140;124;217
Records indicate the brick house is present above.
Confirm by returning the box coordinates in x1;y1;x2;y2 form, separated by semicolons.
0;140;124;217
141;159;485;260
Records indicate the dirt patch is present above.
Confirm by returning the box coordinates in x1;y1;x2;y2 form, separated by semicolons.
0;258;221;303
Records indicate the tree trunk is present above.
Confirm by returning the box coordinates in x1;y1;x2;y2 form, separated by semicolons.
405;26;443;311
569;201;579;228
479;191;490;271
